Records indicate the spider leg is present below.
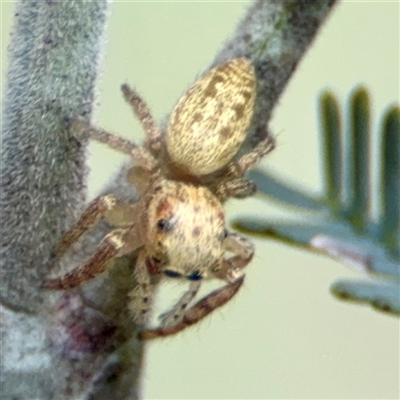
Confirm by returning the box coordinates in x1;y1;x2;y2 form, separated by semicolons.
44;227;135;289
158;281;202;327
212;177;257;202
227;133;275;177
121;84;162;153
51;195;137;259
70;118;158;171
138;233;253;339
211;132;275;201
216;232;255;283
128;249;158;325
138;276;244;340
126;166;155;195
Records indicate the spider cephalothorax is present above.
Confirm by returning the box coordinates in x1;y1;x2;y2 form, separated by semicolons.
141;179;226;281
44;58;274;339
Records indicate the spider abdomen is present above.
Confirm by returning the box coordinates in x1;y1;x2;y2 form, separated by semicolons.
166;58;256;176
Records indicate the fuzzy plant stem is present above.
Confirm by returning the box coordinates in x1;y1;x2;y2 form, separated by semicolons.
0;0;337;399
0;1;130;399
1;0;108;313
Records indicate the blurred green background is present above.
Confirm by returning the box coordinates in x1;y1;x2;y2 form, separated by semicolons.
1;1;399;399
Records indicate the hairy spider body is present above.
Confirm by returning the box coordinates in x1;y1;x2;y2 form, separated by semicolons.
141;180;226;278
166;58;256;176
44;58;274;339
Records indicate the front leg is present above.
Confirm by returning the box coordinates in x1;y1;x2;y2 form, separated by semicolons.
44;228;132;289
51;195;137;259
128;249;158;325
158;281;201;327
138;233;254;339
139;276;244;340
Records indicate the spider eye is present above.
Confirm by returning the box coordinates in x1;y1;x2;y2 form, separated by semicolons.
220;229;229;241
187;271;202;281
164;270;181;278
157;219;171;232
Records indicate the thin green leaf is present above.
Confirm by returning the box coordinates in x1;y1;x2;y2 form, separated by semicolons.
242;88;399;317
233;218;400;278
310;234;400;278
233;218;323;247
346;88;371;232
250;169;324;211
379;106;400;258
331;279;400;316
233;217;355;248
319;92;342;214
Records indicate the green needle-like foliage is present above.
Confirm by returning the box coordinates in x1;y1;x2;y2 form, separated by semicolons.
233;87;400;316
380;107;400;256
321;91;342;215
346;89;371;232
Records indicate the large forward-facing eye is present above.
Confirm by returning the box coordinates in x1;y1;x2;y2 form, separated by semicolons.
219;229;228;241
164;269;181;278
187;270;202;281
157;219;172;232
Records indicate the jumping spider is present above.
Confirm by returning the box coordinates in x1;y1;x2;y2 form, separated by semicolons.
44;58;274;339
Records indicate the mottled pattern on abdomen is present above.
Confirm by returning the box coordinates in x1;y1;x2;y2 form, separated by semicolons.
166;58;256;176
